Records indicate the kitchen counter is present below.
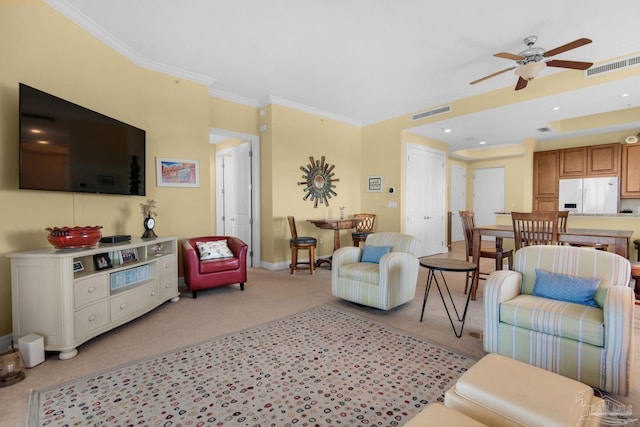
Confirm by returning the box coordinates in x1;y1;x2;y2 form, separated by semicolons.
495;212;640;218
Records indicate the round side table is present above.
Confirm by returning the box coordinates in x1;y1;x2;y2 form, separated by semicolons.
419;258;477;338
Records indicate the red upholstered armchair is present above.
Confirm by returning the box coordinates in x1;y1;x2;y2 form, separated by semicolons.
182;236;248;298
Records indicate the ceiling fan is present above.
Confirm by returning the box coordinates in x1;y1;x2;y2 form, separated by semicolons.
470;36;594;90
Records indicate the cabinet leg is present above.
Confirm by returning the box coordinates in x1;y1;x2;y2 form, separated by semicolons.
59;348;78;360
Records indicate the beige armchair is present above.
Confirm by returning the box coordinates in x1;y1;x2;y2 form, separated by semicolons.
331;232;419;310
483;244;634;395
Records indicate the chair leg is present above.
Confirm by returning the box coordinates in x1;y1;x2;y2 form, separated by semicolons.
507;252;513;270
496;256;503;271
309;246;315;275
240;283;245;291
192;290;197;299
290;246;297;275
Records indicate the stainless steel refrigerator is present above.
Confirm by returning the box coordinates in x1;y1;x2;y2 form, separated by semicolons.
558;177;619;214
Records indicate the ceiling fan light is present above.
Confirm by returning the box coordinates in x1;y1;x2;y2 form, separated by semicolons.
515;62;547;81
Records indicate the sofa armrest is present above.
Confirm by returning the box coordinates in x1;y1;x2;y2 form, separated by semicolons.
602;285;635;396
378;252;420;307
483;270;522;354
331;246;362;283
226;236;248;261
181;239;200;285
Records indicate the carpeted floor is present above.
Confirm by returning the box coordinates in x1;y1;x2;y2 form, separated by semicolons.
28;305;476;426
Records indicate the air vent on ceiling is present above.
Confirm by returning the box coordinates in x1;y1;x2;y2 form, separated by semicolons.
585;54;640;78
411;105;451;121
537;127;553;133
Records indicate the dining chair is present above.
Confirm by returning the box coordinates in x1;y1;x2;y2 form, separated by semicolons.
554;210;609;251
351;213;376;247
511;211;559;250
459;210;513;292
287;216;317;275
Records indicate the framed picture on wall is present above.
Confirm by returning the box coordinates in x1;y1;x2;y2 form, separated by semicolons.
367;176;383;192
156;157;200;188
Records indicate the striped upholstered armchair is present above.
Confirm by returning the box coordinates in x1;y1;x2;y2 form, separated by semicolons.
331;232;419;310
483;245;634;395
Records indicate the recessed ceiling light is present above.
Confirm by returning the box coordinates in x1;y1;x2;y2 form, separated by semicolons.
443;128;452;133
479;140;486;145
552;106;560;111
621;93;630;98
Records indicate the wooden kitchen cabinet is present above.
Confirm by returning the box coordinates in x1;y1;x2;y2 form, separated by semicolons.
587;143;619;176
559;143;619;177
533;150;559;210
621;143;640;198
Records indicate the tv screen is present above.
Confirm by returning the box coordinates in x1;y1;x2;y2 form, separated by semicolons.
19;83;146;196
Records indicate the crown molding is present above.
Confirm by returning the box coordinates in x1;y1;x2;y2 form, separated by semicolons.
262;95;361;127
44;0;215;86
208;88;260;108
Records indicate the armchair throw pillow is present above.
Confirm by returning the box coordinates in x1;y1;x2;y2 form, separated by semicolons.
533;269;600;307
197;240;235;261
361;245;391;264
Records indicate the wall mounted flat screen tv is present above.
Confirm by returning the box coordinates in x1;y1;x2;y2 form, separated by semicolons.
19;83;146;196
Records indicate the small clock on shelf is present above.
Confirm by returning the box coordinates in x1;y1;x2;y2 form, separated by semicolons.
142;215;157;239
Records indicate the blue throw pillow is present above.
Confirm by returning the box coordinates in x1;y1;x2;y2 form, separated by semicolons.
533;269;600;307
361;245;391;263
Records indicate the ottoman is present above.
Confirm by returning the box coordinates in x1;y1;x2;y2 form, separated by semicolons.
404;403;487;427
445;354;602;427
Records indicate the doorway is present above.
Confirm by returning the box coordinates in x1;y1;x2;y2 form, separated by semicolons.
473;167;505;238
405;143;446;257
212;128;261;267
450;164;466;242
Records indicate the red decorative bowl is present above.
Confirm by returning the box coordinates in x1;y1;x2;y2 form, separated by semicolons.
46;226;103;249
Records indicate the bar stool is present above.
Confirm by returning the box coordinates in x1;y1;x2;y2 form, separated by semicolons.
287;216;316;275
351;213;376;246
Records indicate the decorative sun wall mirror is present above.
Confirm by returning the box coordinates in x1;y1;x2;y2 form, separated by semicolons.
298;156;339;207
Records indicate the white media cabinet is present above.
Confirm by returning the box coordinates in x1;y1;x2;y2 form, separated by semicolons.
9;236;179;359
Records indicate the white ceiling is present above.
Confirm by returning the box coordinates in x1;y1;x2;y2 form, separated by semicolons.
48;0;640;153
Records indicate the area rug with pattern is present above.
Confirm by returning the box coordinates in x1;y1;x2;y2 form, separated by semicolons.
29;305;476;426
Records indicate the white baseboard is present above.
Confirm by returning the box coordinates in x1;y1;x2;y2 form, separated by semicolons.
0;333;13;351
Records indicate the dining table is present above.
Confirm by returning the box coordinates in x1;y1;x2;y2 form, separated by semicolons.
470;224;634;301
307;218;362;267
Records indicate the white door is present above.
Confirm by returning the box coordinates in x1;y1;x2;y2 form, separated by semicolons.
233;142;253;247
406;143;446;257
450;164;466;242
473;168;505;239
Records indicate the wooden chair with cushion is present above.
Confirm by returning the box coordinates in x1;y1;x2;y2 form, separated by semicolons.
287;216;317;275
182;236;248;298
351;213;376;247
459;210;513;292
511;211;559;250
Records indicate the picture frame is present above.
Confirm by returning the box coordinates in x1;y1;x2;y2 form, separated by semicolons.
73;260;84;272
367;176;383;192
93;253;113;271
156;157;200;188
118;248;138;265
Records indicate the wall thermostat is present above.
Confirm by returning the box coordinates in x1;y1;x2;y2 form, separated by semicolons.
388;187;395;194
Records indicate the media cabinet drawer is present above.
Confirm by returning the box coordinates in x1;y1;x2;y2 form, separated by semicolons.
158;255;177;275
74;301;109;339
158;274;178;300
74;274;109;308
110;281;158;323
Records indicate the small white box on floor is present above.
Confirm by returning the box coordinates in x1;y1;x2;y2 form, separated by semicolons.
18;334;45;368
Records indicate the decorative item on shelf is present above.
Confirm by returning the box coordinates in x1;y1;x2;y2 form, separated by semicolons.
46;226;103;249
72;260;84;272
152;243;164;256
140;199;158;239
298;156;339;208
93;253;113;271
339;207;345;219
0;348;26;387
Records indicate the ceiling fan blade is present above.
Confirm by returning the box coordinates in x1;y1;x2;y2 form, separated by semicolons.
543;38;592;57
494;52;525;61
470;67;516;85
515;77;528;91
546;59;593;70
